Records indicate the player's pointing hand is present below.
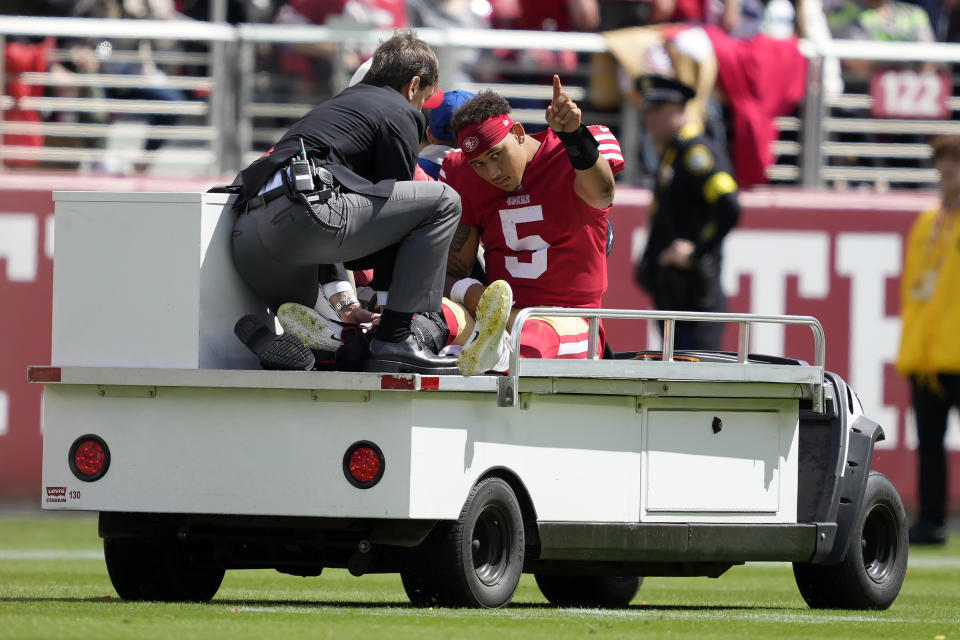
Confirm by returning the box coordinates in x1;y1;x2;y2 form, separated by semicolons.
545;75;582;134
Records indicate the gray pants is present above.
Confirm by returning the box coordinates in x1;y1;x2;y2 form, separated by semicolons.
232;180;461;313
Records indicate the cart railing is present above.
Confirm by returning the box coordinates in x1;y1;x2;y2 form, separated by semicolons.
500;309;826;412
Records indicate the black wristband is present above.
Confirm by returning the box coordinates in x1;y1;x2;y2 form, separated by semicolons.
556;125;600;171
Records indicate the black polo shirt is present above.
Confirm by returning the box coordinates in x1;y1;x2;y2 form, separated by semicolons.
237;80;426;205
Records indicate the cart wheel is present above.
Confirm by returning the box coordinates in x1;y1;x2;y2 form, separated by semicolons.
422;477;525;608
400;561;443;607
535;574;642;608
793;471;908;609
104;537;224;602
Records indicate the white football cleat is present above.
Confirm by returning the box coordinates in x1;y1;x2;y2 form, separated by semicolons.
277;302;343;351
457;280;512;376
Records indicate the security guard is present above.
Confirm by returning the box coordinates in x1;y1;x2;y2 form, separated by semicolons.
634;75;741;351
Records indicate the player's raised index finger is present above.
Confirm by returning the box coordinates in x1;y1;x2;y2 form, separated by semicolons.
553;75;562;101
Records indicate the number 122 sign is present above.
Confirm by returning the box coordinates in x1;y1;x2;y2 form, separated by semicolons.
870;69;950;119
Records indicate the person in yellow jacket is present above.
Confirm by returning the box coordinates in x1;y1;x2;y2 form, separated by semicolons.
895;134;960;545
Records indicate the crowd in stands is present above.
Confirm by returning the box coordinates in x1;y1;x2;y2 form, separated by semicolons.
2;0;959;186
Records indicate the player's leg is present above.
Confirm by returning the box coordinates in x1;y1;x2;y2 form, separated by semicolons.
516;316;590;360
441;298;475;346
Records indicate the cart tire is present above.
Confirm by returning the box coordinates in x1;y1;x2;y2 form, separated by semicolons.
426;477;525;608
104;537;224;602
793;471;908;609
400;562;443;607
535;574;642;608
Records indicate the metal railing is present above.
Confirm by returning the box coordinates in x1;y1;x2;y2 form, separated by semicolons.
500;308;826;412
777;39;960;189
4;16;960;187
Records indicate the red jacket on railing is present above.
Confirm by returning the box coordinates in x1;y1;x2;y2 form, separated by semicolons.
704;26;807;188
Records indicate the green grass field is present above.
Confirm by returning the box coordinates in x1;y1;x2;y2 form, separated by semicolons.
1;514;957;640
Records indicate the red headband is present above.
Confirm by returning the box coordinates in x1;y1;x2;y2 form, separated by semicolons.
457;114;515;160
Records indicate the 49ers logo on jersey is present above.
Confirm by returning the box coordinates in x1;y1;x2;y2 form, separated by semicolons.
463;137;479;153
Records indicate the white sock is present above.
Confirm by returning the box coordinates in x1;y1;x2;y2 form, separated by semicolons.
492;332;512;373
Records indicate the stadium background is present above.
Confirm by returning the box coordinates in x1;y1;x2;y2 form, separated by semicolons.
1;12;959;517
2;175;957;515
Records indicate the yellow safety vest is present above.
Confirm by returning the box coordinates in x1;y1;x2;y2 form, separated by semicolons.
896;206;960;375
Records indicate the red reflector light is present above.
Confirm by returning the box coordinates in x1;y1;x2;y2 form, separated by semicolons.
349;448;380;482
75;441;105;475
69;435;110;481
343;441;385;488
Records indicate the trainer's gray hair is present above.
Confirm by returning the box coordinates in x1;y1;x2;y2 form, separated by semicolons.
369;29;439;92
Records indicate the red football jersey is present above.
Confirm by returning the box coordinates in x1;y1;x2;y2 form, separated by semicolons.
440;125;624;309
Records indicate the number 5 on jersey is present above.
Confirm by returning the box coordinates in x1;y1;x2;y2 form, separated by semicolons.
499;205;550;279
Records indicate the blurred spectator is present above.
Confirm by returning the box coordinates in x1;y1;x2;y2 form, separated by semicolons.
901;0;946;38
729;0;766;37
2;37;52;167
596;0;656;30
74;0;192;157
0;0;79;16
731;0;798;39
275;0;407;29
651;0;743;33
508;0;601;31
178;0;276;23
492;0;600;72
895;134;960;546
944;0;960;40
828;0;935;78
407;0;493;86
1;1;78;166
827;0;935;189
828;0;934;41
764;0;799;37
407;0;492;28
270;0;407;100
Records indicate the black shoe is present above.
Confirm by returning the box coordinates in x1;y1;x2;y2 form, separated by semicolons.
234;314;315;371
365;333;459;375
908;520;947;545
411;311;450;355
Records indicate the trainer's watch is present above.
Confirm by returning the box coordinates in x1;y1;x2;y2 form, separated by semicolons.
333;297;360;313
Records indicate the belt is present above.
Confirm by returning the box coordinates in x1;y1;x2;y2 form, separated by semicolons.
243;184;336;215
242;185;287;214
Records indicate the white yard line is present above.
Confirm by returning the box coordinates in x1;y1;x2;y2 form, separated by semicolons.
225;605;926;624
0;550;103;560
742;557;960;569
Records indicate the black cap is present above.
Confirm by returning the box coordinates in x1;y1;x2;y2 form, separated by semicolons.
637;74;695;106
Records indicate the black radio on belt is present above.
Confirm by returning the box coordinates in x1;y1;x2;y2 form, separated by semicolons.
290;138;315;192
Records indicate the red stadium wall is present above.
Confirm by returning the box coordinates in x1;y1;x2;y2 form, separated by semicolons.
0;174;222;498
0;177;957;516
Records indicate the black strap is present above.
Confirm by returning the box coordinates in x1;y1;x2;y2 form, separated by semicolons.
242;185;289;213
206;184;242;194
